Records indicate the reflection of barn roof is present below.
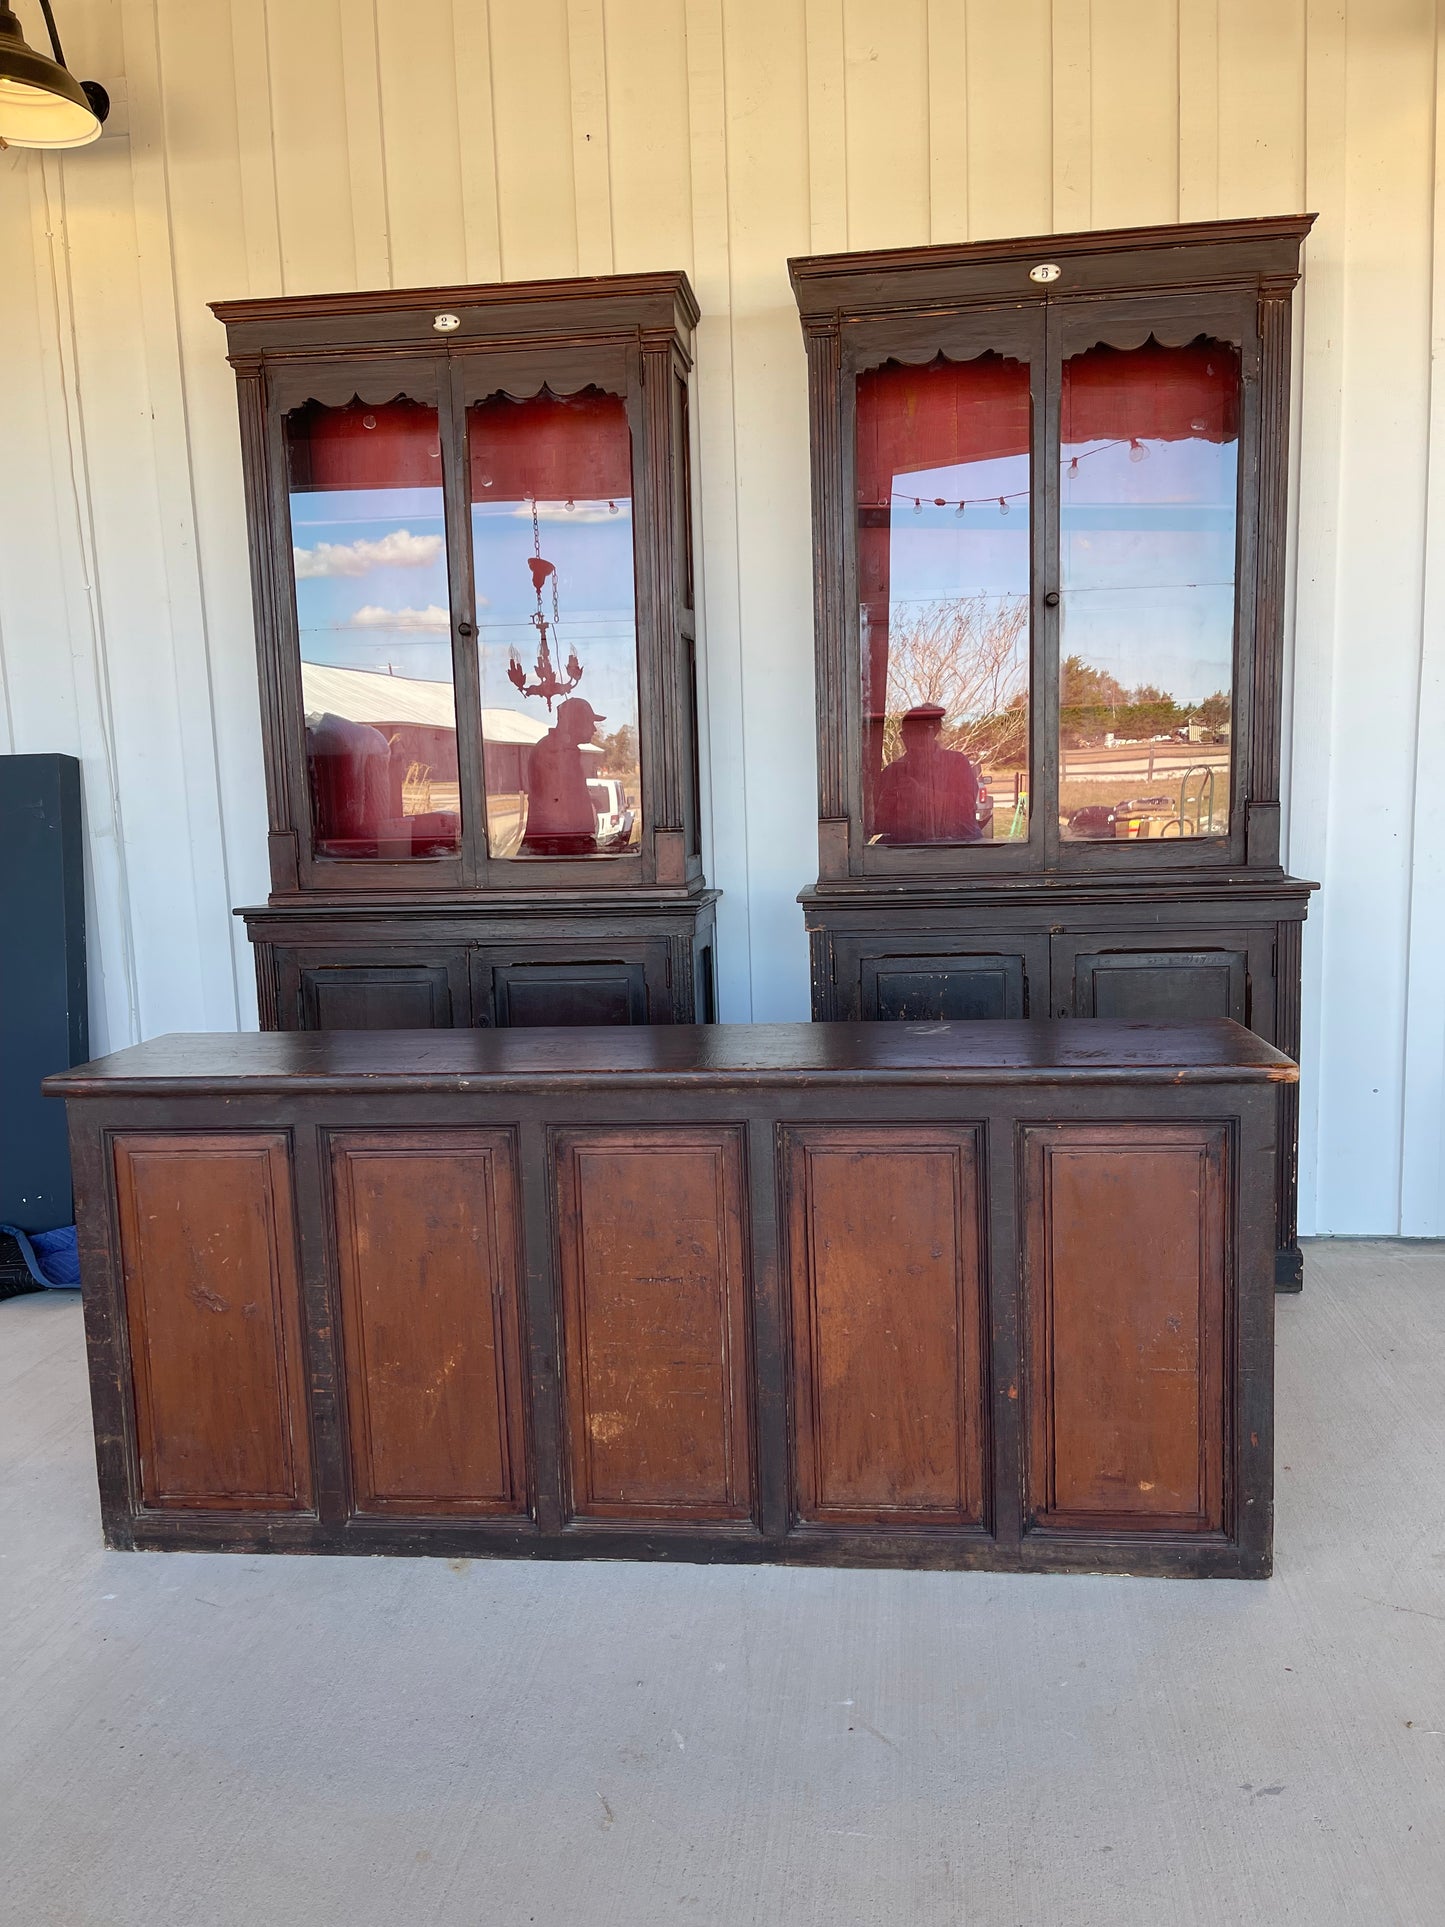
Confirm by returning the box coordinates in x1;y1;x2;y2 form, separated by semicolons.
300;661;600;753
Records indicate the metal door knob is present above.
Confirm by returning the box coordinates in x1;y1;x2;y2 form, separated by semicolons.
1043;591;1060;607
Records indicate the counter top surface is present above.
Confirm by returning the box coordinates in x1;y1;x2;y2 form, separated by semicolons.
45;1018;1298;1096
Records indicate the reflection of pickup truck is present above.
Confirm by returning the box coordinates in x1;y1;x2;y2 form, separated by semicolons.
588;778;636;851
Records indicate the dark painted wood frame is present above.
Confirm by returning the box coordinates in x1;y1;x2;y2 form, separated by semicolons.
790;215;1312;883
52;1020;1288;1578
212;274;716;1028
213;272;704;900
790;216;1317;1286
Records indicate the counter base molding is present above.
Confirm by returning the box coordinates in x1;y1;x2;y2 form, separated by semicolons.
47;1020;1293;1578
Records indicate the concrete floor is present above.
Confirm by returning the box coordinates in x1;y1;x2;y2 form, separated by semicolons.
2;1243;1442;1927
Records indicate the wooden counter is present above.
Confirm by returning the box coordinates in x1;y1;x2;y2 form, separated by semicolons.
46;1019;1295;1577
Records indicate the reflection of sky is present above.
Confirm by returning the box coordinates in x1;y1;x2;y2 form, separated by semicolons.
1061;437;1237;703
874;438;1238;708
290;485;453;685
874;456;1032;729
288;485;644;743
884;455;1032;607
473;499;639;739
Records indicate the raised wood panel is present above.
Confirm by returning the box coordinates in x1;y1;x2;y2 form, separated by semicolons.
1022;1122;1230;1534
555;1128;752;1521
826;931;1051;1024
113;1133;311;1511
299;961;461;1030
329;1132;526;1516
784;1126;986;1526
863;952;1026;1021
1069;947;1248;1026
492;961;647;1028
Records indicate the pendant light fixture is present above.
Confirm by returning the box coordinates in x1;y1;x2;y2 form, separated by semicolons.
0;1;109;149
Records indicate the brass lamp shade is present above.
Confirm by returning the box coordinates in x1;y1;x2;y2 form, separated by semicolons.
0;2;106;149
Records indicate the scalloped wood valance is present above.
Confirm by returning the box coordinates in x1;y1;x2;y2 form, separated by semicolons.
855;337;1240;500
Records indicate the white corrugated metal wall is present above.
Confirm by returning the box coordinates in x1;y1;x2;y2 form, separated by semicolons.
0;0;1441;1238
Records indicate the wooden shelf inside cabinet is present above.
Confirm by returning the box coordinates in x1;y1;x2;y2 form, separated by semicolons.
212;271;714;1031
789;215;1318;1287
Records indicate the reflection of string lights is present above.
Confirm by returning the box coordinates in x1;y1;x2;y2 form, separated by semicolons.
875;435;1155;514
906;488;1024;514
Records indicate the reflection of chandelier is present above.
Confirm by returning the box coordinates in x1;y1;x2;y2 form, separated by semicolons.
507;497;583;710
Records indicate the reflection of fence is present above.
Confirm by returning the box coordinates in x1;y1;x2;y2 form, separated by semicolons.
987;748;1230;840
1062;741;1229;784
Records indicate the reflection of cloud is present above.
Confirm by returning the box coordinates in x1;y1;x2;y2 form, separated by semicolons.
347;603;451;631
499;499;631;525
294;529;443;577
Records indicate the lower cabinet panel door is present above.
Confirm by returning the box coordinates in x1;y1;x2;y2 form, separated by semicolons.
297;960;463;1030
1066;946;1248;1025
113;1133;312;1511
329;1132;528;1516
783;1127;987;1527
492;962;648;1028
862;952;1026;1021
1021;1123;1229;1535
554;1129;753;1522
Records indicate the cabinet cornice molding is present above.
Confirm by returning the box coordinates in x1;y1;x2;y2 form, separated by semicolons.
789;214;1317;318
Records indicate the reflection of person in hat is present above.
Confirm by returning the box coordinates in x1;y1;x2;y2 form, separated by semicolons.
873;703;981;844
520;696;607;856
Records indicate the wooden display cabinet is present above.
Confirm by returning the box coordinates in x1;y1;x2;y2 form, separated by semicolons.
49;1018;1291;1577
789;215;1316;1286
213;272;715;1031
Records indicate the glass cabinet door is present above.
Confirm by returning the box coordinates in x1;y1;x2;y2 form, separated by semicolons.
854;352;1033;852
1057;338;1240;846
284;396;460;863
466;387;643;862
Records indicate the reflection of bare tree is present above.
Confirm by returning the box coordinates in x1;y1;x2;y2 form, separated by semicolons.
597;722;640;812
874;595;1030;768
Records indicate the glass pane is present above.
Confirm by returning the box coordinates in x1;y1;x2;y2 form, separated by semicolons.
1059;338;1239;843
855;353;1032;847
285;397;459;862
468;388;641;860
